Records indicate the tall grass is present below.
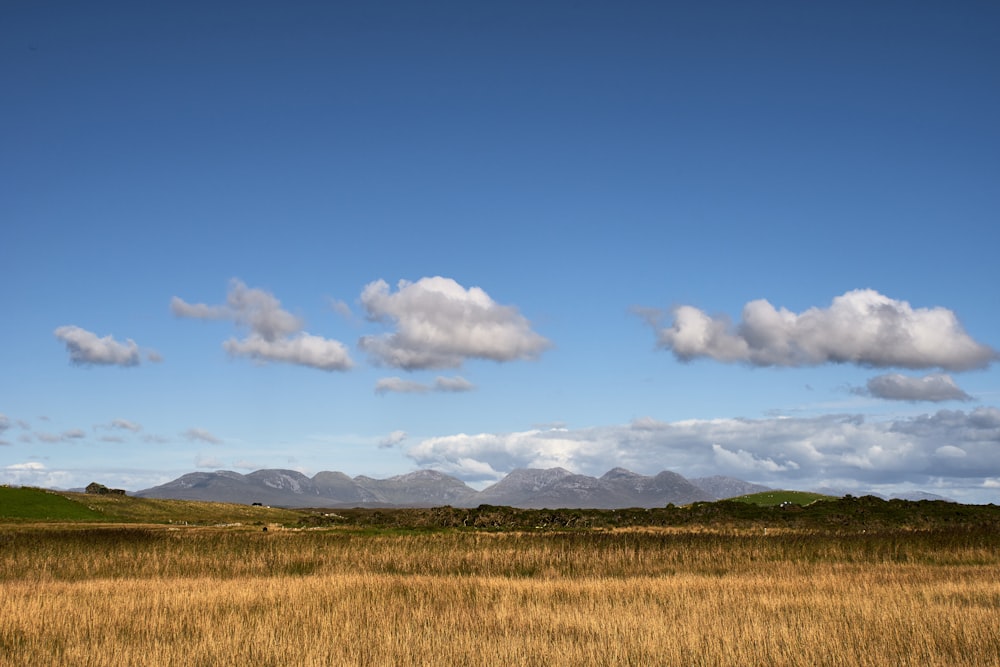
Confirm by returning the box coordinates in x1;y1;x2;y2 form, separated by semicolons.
2;526;998;665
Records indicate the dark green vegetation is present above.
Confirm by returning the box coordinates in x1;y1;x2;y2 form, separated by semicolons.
304;497;1000;531
2;485;998;532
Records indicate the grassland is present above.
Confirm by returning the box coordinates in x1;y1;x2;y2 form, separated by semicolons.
3;488;1000;665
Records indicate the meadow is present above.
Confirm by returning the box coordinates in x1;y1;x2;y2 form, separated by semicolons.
2;522;1000;666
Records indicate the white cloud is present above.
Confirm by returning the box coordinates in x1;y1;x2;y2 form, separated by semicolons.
861;373;973;402
223;333;352;371
54;326;151;367
359;277;550;370
375;375;477;395
172;279;301;341
407;408;1000;498
6;461;45;471
644;289;997;371
0;414;9;434
172;279;352;371
183;428;223;445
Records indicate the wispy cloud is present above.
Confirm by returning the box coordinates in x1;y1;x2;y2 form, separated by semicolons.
359;277;550;370
173;279;352;371
375;375;476;395
94;419;143;433
183;428;223;445
378;430;408;449
641;289;997;371
35;429;86;443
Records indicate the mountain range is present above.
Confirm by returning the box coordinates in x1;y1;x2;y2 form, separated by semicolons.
135;467;772;509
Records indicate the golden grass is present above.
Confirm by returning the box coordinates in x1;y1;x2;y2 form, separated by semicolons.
2;526;999;666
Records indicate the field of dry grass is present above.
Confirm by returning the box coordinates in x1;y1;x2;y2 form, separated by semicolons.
2;525;999;666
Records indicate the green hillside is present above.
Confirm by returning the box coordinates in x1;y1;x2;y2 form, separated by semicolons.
0;486;302;525
731;490;837;507
0;486;105;521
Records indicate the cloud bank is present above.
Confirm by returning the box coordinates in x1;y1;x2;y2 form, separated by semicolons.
54;326;157;367
644;289;996;371
359;277;550;370
407;408;1000;501
172;279;352;371
859;373;973;402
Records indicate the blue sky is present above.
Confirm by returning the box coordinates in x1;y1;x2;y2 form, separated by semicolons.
3;1;999;502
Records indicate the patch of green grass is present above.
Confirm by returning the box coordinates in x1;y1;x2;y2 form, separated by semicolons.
0;487;104;521
731;490;837;507
0;486;303;525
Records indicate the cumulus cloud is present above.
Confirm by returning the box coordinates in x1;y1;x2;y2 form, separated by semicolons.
183;428;223;445
54;326;156;367
0;414;9;434
407;407;1000;501
643;289;997;371
378;430;408;449
859;373;973;402
172;279;352;371
359;277;550;370
375;375;477;395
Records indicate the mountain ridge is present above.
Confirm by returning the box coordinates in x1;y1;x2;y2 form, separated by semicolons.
136;467;767;509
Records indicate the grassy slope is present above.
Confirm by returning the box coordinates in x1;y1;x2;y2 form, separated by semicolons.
0;487;105;521
0;487;302;525
731;490;837;506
